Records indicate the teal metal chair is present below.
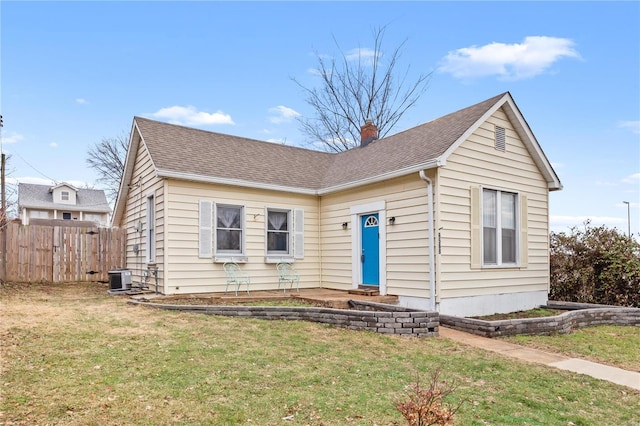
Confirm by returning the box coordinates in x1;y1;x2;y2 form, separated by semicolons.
223;261;250;296
276;262;300;293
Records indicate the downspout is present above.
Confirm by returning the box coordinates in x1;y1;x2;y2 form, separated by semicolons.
317;195;323;289
419;170;436;311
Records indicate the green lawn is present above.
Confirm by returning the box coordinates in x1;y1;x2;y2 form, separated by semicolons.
1;282;638;425
503;325;640;372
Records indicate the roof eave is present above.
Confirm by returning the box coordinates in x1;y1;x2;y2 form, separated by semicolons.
157;159;444;196
21;204;111;213
112;119;144;226
156;169;319;196
438;92;562;192
317;159;444;195
501;96;563;191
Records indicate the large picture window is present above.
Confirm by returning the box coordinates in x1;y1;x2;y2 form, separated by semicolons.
216;204;244;254
482;189;517;265
266;209;291;256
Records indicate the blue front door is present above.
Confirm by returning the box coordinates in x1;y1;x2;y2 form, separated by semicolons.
361;213;379;286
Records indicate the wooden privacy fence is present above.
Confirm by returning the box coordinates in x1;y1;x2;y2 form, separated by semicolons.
0;222;127;283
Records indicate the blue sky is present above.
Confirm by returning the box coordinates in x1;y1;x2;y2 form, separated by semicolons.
1;1;639;235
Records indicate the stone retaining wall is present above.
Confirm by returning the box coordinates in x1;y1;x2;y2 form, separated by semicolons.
440;307;640;338
130;300;439;337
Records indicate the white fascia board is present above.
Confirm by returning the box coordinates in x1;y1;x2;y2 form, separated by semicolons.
112;120;141;226
502;98;563;191
50;182;79;192
22;205;110;213
438;93;562;192
317;159;443;195
158;159;443;196
156;169;319;195
439;93;511;162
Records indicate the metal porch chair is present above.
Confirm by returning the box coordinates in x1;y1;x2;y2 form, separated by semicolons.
223;261;250;296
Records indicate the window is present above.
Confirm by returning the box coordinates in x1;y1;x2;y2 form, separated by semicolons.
482;189;517;265
30;210;49;219
216;204;244;254
84;213;102;223
266;209;291;256
61;191;70;201
62;212;72;220
146;195;156;263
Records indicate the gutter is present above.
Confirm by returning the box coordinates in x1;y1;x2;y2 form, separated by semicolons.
419;170;437;311
155;159;444;197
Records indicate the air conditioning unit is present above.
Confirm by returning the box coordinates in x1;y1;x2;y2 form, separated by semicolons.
108;269;132;291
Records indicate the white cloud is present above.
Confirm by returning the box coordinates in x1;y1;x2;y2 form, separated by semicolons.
595;180;617;187
14;176;55;185
618;120;640;135
345;47;379;64
75;98;88;105
438;36;581;80
622;173;640;184
148;105;234;126
65;179;94;189
265;138;288;145
268;106;301;124
49;142;58;148
2;132;24;144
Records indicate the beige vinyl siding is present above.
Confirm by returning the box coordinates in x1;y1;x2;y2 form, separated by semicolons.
163;180;319;294
120;136;165;289
320;173;433;296
437;107;550;299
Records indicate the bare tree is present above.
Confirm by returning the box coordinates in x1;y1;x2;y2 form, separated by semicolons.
294;26;431;152
86;133;128;203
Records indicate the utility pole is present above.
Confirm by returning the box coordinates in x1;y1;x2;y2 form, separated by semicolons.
0;114;5;281
0;114;4;223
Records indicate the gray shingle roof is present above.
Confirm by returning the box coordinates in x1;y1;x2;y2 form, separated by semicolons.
113;92;562;226
134;93;506;192
18;183;111;213
135;118;333;191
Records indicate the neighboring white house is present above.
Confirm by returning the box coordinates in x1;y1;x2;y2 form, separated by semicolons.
113;92;562;317
18;182;111;226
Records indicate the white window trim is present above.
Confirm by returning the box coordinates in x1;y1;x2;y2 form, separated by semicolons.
213;203;247;263
264;207;294;262
349;201;387;295
481;187;520;268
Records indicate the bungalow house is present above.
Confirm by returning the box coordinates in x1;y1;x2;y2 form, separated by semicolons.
18;182;111;226
112;92;561;317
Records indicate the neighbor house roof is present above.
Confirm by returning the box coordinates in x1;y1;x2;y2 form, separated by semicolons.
18;183;111;213
113;92;561;224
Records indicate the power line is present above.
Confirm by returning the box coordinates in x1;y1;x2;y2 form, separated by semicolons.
12;151;58;183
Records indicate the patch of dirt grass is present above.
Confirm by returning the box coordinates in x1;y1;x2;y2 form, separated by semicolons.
153;296;320;307
471;308;567;321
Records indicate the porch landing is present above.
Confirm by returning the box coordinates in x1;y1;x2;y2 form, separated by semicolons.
138;288;398;309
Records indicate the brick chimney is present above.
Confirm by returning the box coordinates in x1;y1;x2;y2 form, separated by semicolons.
360;119;378;147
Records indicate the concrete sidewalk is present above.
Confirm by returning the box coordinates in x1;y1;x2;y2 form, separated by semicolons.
439;327;640;391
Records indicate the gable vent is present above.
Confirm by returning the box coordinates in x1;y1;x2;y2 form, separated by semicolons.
495;125;506;151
